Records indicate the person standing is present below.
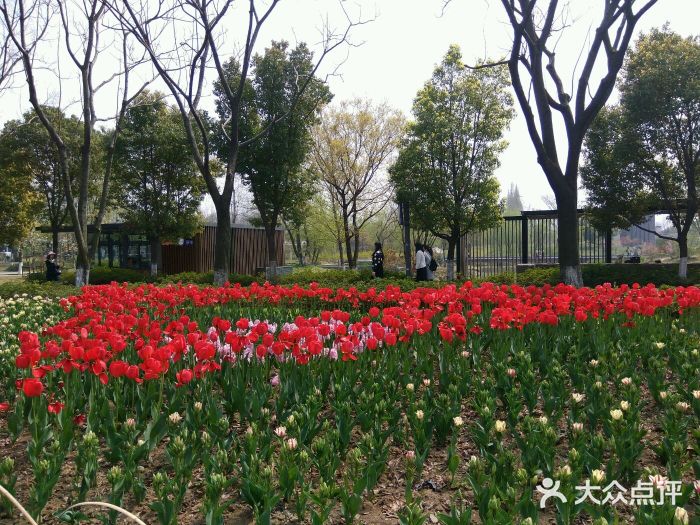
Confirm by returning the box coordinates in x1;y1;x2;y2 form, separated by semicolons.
424;246;436;281
371;242;385;278
415;242;427;281
45;252;61;282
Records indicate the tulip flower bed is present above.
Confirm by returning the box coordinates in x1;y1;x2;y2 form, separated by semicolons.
1;281;700;524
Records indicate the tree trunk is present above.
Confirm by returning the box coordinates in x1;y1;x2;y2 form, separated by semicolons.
352;227;360;269
287;228;304;266
402;204;412;277
555;188;583;287
678;234;689;280
446;238;456;281
337;239;345;268
75;266;89;288
213;203;232;285
52;229;59;254
265;224;278;281
150;235;161;277
343;213;354;270
295;233;304;266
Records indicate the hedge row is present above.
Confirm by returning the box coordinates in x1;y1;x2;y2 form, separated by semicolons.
515;263;700;288
3;263;695;299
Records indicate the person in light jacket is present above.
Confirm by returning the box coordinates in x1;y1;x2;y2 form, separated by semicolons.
415;242;427;282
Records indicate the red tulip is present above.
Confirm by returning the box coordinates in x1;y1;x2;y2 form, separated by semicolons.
22;378;44;398
48;401;65;414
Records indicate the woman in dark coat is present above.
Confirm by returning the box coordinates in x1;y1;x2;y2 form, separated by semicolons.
371;242;384;278
45;252;61;282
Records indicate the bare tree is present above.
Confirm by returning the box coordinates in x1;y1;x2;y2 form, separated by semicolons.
473;0;658;285
114;0;363;285
0;9;21;91
1;0;149;285
309;99;404;269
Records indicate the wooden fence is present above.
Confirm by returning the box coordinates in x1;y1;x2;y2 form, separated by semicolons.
162;225;284;276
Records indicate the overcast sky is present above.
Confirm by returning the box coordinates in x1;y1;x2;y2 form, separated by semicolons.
2;0;699;210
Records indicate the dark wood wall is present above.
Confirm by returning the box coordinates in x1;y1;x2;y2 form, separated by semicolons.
162;226;284;276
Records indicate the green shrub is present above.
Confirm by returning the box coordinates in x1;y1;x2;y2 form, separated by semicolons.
157;272;215;285
515;267;559;286
60;266;152;285
0;280;75;299
514;263;700;287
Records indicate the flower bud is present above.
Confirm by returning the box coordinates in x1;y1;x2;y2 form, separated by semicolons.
494;420;507;433
453;416;464;427
406;383;414;392
621;377;632;386
569;448;580;463
516;468;528;483
673;507;689;525
556;464;572;480
168;412;182;424
620;400;630;411
194;401;203;411
415;409;424;421
610;409;623;421
274;426;287;438
107;465;124;485
591;469;605;485
572;422;584;433
285;438;298;451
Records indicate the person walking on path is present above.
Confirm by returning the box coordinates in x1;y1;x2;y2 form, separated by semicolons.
415;242;427;282
371;242;385;278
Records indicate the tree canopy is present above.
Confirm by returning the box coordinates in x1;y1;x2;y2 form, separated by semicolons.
309;98;404;269
582;28;700;277
230;41;332;271
0;108;83;251
390;45;512;278
112;91;205;274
